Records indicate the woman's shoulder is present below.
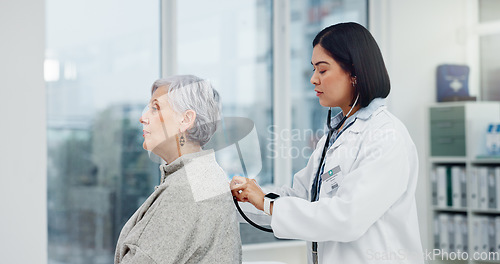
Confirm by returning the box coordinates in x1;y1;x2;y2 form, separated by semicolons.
364;107;408;132
356;107;415;147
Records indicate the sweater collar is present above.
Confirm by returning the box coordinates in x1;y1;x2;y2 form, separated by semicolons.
159;149;215;184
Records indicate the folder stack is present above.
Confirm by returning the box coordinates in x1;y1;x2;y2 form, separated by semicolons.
432;165;466;208
470;215;500;255
435;213;467;253
469;166;500;210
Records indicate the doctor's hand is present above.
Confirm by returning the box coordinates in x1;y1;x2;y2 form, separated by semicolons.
230;176;266;211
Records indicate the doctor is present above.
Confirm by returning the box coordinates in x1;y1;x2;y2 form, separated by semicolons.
231;22;424;263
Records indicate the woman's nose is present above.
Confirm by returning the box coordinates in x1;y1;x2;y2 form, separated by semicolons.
310;72;319;85
140;115;148;125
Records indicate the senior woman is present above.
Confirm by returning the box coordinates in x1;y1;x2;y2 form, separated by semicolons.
114;75;242;264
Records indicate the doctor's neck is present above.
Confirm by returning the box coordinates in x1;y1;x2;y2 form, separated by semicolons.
336;95;361;130
341;94;361;118
340;104;361;117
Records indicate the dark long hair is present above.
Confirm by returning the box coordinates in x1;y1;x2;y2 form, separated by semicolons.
313;22;390;107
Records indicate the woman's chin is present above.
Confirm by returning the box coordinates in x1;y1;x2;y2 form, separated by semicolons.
318;99;330;107
318;98;337;108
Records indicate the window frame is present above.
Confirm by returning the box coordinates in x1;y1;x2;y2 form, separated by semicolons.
466;0;500;100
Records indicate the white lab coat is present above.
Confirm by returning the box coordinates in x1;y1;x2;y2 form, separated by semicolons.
241;99;424;263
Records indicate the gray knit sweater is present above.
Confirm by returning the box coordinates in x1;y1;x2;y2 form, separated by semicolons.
115;150;242;264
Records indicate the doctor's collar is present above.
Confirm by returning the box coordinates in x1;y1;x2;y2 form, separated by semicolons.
327;97;386;132
352;97;386;121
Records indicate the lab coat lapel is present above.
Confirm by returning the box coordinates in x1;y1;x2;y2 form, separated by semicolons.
328;119;366;152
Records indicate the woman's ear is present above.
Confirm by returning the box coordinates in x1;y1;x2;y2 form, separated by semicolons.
351;75;357;86
179;110;196;133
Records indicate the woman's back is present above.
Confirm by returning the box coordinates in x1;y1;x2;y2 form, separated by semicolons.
115;150;242;264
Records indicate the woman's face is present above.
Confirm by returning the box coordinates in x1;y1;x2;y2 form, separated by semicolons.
310;44;354;109
140;86;182;154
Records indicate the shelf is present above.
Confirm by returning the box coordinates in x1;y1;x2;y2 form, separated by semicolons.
471;209;500;215
430;157;467;163
428;103;500;264
472;156;500;164
433;207;467;213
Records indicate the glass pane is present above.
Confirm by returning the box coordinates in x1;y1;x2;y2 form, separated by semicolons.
480;34;500;101
289;0;368;175
479;0;500;23
46;0;160;263
177;0;275;245
177;0;273;185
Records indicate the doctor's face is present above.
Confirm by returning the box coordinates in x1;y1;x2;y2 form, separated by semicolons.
140;86;182;154
310;44;354;109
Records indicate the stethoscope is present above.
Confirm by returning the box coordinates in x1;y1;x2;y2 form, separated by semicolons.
311;94;359;202
233;94;360;233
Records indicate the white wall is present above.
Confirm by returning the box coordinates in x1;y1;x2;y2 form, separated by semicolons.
0;1;47;264
370;0;469;250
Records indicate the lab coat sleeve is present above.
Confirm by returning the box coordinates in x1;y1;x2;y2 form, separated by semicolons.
236;136;326;225
271;125;412;242
272;135;327;199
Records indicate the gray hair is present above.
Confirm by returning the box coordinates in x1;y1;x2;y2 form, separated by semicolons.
151;75;221;146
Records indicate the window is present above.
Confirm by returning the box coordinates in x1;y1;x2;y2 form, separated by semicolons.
176;0;274;186
46;0;369;256
478;0;500;101
480;34;500;100
289;0;368;174
46;0;159;263
479;0;500;23
175;0;277;245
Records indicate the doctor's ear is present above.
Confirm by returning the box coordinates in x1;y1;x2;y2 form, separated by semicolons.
179;109;196;132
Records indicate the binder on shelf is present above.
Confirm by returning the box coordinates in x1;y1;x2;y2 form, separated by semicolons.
496;167;500;210
472;216;481;254
460;167;467;208
448;216;455;252
462;216;468;252
489;217;496;253
451;166;462;208
439;214;450;253
434;215;440;250
431;168;438;206
446;167;453;207
495;216;500;252
470;167;478;209
480;216;489;253
488;167;497;209
437;166;447;207
479;167;489;210
460;167;467;207
453;214;465;252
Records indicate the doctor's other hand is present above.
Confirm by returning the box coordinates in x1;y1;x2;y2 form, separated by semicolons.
230;176;265;211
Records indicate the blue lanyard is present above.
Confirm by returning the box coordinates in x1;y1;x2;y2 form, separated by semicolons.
310;109;356;202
